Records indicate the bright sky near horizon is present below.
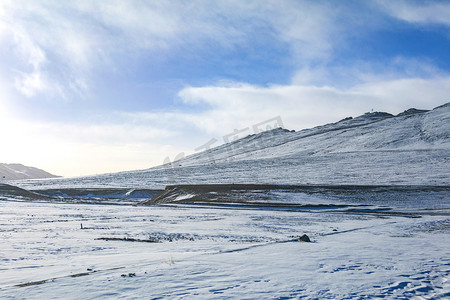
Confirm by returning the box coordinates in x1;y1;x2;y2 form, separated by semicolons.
1;0;450;177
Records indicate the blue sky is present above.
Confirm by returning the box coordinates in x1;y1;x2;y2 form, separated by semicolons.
1;0;450;177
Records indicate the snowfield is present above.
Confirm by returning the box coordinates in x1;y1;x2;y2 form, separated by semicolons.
0;197;449;299
1;103;449;299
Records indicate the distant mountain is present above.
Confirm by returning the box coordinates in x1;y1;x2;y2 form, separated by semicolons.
16;102;450;189
0;163;59;180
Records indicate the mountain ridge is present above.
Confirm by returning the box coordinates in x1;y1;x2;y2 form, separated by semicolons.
0;163;59;180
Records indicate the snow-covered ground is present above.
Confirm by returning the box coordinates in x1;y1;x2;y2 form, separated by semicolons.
0;196;449;299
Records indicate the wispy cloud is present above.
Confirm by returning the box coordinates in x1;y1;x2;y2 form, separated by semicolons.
292;56;446;87
376;0;450;26
0;0;342;99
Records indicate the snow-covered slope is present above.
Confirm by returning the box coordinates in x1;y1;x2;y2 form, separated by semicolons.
16;103;450;189
0;163;59;180
167;103;448;167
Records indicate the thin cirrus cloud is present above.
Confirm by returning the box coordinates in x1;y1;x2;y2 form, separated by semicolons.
0;1;449;176
376;0;450;26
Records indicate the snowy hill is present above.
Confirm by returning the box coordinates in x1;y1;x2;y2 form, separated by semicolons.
17;103;450;189
0;163;59;180
167;103;448;167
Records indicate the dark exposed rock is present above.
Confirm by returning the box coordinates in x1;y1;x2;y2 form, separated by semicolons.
96;237;161;243
299;234;311;242
339;116;353;122
0;183;53;200
397;108;429;117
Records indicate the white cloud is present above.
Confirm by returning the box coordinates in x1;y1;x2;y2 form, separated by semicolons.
352;77;450;111
376;0;450;26
12;30;46;70
14;71;45;98
7;28;53;98
178;77;450;134
270;1;336;61
292;56;445;87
